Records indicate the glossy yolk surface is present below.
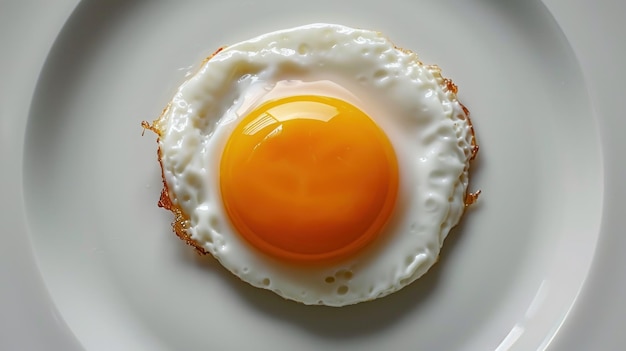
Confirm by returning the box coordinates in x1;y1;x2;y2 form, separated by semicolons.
219;95;398;263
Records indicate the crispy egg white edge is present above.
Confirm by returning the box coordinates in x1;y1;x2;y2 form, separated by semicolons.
156;23;474;306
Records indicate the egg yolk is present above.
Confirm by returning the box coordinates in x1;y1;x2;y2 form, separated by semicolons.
220;95;398;263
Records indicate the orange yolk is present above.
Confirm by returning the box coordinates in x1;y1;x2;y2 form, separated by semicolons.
219;95;398;263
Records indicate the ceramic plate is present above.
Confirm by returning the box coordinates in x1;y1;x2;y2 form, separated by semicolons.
3;0;621;350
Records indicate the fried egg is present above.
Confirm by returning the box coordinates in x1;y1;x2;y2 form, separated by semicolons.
147;23;478;306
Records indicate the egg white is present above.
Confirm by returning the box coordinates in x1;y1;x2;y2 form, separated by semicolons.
154;23;475;306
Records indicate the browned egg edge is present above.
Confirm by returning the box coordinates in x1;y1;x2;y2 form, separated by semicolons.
141;45;480;256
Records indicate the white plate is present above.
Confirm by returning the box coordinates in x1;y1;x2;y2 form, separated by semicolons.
2;0;623;350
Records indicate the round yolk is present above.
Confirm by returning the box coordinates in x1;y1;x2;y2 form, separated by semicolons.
219;95;398;263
